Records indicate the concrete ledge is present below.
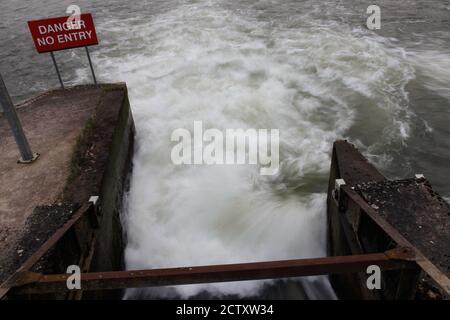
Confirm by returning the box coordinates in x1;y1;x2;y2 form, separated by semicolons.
0;84;135;299
327;140;449;300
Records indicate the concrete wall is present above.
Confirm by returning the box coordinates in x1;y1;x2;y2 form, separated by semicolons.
327;141;425;300
85;89;135;299
8;84;135;299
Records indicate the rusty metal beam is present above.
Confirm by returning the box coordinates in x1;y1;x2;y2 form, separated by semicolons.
0;202;93;299
12;249;415;295
340;185;450;297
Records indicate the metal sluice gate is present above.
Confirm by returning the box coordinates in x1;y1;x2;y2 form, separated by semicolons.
1;179;449;299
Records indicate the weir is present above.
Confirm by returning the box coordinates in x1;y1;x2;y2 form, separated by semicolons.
0;86;449;300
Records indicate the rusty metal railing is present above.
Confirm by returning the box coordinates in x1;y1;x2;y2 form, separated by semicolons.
2;184;449;299
336;183;450;297
8;248;416;295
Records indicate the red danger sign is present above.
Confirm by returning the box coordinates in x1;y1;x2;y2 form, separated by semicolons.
28;13;98;53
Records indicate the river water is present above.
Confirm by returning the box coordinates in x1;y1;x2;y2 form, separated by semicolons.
1;0;450;299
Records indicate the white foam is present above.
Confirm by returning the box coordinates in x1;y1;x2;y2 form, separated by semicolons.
73;1;418;299
408;49;450;100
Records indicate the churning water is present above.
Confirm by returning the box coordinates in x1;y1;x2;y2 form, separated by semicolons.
1;0;450;299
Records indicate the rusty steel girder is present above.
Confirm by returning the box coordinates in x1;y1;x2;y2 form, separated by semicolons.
339;184;450;297
10;248;415;295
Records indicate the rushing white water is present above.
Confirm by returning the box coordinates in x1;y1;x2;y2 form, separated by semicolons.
1;0;448;300
46;0;450;299
78;1;420;299
409;49;450;100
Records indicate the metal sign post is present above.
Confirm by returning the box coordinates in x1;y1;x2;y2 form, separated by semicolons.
85;46;97;85
50;52;64;89
0;74;39;163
